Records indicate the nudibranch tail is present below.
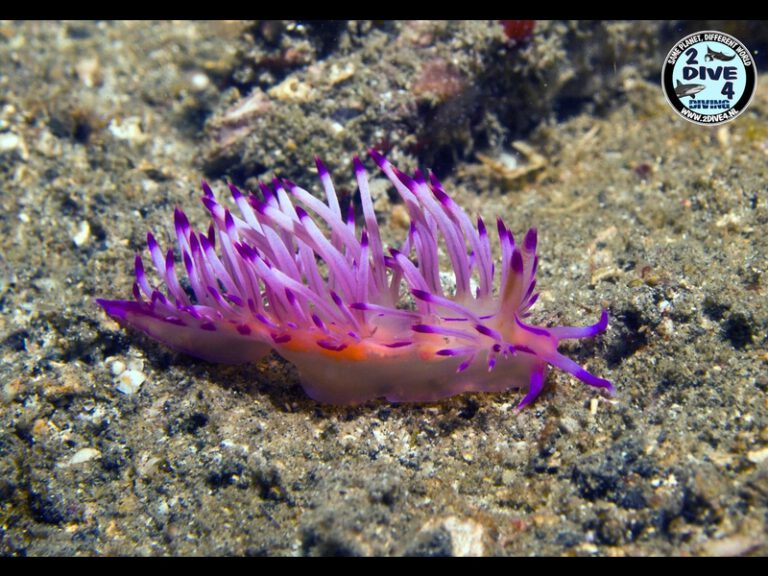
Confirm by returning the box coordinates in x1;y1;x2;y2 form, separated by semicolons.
98;149;613;408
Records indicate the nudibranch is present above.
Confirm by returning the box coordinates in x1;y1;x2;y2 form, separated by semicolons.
97;150;613;408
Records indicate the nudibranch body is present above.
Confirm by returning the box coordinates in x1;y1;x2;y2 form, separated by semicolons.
97;149;613;408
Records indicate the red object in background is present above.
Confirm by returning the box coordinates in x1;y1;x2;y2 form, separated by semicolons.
499;20;535;42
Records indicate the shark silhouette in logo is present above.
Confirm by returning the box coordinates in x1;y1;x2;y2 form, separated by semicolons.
705;46;736;62
675;79;706;98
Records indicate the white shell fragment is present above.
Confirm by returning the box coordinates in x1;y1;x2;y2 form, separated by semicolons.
67;447;101;466
115;368;146;395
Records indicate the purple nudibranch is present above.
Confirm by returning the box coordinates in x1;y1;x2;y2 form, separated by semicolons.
97;149;613;408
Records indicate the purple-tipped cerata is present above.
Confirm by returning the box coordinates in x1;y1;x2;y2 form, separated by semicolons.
97;149;613;408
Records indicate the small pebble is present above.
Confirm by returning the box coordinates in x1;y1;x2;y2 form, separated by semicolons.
110;360;126;376
189;71;210;92
0;132;21;153
559;416;580;434
108;116;147;145
441;516;486;557
72;220;90;247
75;57;101;88
747;446;768;465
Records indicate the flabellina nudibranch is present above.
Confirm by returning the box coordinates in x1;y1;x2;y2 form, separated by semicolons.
97;149;613;409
